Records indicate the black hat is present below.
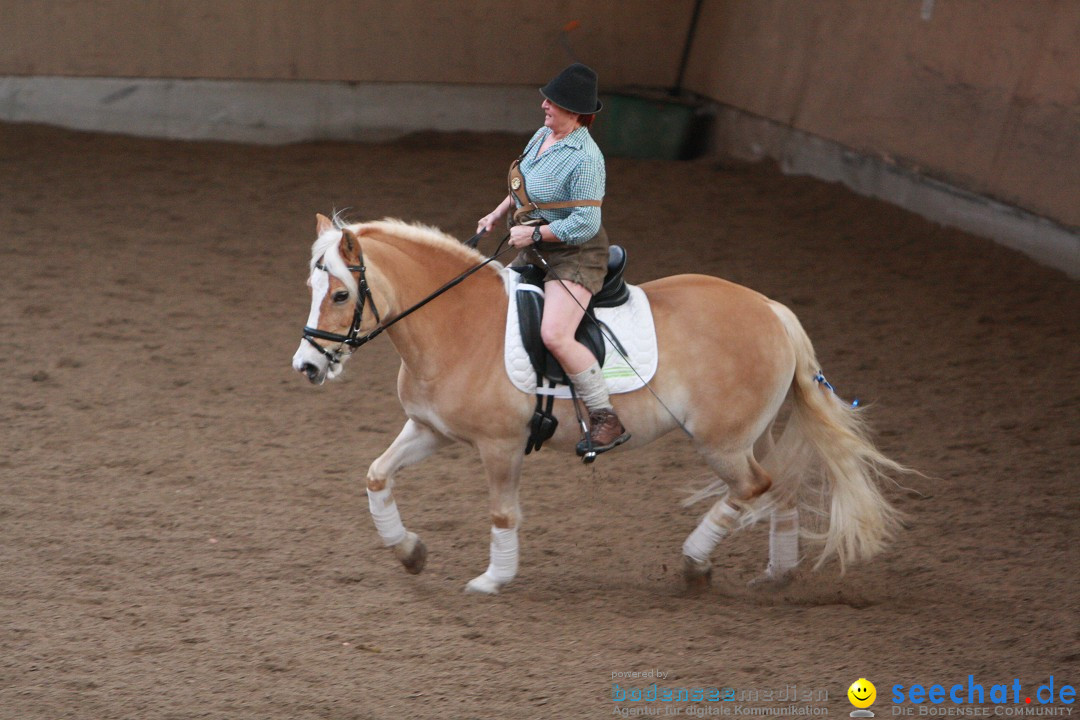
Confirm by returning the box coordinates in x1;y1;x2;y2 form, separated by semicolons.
539;63;602;115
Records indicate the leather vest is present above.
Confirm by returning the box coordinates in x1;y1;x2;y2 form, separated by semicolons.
507;156;602;225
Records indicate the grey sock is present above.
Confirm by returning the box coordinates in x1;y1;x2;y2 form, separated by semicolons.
568;362;612;412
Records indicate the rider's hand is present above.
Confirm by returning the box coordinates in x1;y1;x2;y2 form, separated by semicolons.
508;225;536;249
477;212;500;235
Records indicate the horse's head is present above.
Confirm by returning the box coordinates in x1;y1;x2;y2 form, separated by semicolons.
291;214;380;385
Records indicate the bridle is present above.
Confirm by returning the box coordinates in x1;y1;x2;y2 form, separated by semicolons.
301;231;512;365
301;254;383;365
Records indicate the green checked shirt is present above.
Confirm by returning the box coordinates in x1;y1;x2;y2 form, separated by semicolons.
516;126;606;245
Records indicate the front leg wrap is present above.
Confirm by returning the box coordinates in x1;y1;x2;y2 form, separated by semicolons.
367;487;407;547
481;526;519;585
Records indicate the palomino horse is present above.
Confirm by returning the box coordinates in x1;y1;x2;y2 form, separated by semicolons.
292;214;905;595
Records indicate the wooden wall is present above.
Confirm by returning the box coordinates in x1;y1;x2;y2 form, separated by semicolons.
682;0;1080;228
0;1;694;86
2;0;1076;229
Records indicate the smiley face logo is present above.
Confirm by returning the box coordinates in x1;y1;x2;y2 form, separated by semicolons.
848;678;876;708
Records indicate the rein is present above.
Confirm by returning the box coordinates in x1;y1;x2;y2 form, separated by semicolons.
302;232;513;364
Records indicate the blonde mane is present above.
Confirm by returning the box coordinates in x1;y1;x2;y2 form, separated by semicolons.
308;217;491;296
357;218;488;265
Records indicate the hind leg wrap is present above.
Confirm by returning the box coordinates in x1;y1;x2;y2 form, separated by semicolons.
683;501;740;563
767;508;800;574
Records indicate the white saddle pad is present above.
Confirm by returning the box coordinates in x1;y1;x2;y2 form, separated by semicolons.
501;267;658;397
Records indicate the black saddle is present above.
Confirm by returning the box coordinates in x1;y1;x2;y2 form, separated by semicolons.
515;245;631;455
514;244;630;386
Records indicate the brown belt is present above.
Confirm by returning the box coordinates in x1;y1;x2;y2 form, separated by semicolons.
508;157;602;225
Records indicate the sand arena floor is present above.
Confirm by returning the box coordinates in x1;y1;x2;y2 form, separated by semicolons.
0;123;1077;719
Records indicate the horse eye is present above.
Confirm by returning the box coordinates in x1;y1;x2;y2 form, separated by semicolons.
332;290;350;304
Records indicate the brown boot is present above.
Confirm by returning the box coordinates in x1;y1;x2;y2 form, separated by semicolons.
576;408;630;457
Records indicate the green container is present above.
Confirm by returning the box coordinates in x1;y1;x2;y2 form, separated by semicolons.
592;90;703;160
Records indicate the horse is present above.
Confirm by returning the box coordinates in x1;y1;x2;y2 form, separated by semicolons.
291;213;906;595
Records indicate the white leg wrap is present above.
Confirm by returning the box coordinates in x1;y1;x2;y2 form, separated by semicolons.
367;487;407;547
768;508;800;573
481;526;519;585
683;502;739;563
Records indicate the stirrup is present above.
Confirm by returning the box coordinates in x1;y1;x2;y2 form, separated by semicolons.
574;408;630;462
568;385;598;464
575;431;630;460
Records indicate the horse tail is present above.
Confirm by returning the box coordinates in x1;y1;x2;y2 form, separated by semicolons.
766;300;908;572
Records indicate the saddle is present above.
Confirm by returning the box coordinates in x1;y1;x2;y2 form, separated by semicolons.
514;245;631;453
514;244;630;384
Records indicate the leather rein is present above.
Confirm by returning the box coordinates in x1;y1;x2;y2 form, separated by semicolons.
301;232;512;365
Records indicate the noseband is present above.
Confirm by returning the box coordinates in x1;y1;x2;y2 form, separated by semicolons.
301;231;513;365
302;254;383;365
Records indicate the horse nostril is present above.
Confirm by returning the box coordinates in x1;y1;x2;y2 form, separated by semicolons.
302;362;319;381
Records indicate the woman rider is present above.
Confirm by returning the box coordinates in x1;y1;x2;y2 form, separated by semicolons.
477;63;629;455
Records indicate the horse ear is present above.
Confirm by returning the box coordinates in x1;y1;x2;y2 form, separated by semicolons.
339;227;361;263
316;213;333;236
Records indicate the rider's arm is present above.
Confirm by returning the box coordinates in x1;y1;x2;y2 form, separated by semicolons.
546;157;604;245
478;194;513;233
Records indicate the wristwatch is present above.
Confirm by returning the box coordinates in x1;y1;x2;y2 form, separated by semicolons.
532;227;543;244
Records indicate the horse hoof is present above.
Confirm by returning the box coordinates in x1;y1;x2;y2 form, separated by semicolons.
682;555;713;592
747;567;796;591
394;532;427;575
464;573;502;595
